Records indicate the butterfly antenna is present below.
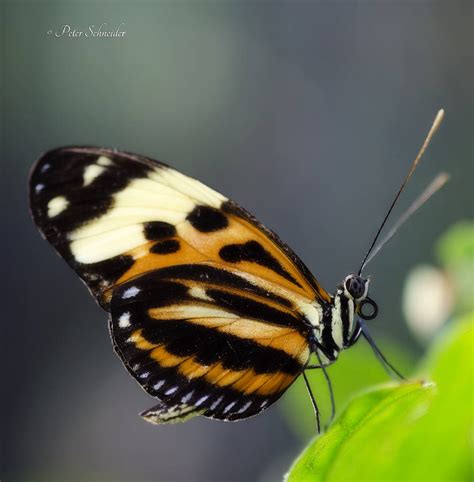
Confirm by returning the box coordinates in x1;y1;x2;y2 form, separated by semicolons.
361;172;449;269
358;109;445;276
303;371;321;433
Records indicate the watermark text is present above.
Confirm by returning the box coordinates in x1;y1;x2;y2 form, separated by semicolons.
47;23;126;38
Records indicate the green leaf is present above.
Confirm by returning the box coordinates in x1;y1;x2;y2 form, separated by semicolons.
285;382;434;482
407;314;474;481
285;315;474;482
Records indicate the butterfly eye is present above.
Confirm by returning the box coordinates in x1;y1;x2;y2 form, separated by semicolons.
344;275;368;301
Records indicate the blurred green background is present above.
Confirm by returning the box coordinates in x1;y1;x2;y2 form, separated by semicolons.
2;2;472;482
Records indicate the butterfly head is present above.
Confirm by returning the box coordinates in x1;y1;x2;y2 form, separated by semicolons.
343;274;369;302
321;274;377;356
342;274;378;322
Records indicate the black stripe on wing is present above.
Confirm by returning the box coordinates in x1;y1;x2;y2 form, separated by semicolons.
153;264;294;308
113;268;305;330
222;201;331;303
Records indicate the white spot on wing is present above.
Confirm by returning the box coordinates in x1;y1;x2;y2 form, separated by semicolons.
181;391;194;403
165;386;178;395
97;156;113;166
118;312;131;328
35;184;45;193
83;164;105;186
153;380;165;390
122;286;140;299
139;371;150;379
47;196;69;217
195;395;209;406
237;401;252;414
223;401;236;413
189;286;213;302
210;395;224;410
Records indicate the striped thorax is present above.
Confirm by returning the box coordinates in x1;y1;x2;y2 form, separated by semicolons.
307;274;371;365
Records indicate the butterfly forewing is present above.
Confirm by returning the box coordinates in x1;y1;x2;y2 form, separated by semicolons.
29;146;329;422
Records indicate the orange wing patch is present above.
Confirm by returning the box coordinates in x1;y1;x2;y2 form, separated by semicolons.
112;207;330;307
128;329;301;397
178;211;323;299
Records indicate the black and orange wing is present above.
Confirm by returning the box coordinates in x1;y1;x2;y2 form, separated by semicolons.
110;267;311;421
29;146;329;422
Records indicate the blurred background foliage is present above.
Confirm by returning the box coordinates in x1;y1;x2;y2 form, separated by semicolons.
2;2;472;482
436;222;474;314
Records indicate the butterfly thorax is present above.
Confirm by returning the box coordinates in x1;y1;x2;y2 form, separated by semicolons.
310;274;370;365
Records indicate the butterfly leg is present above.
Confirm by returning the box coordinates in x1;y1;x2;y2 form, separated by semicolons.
305;362;336;429
302;371;321;433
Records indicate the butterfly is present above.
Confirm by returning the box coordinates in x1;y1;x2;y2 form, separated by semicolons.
29;111;446;429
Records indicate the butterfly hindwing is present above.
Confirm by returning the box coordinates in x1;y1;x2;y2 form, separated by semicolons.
110;268;311;421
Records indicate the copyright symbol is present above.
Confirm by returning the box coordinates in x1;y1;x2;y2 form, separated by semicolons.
47;30;52;35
